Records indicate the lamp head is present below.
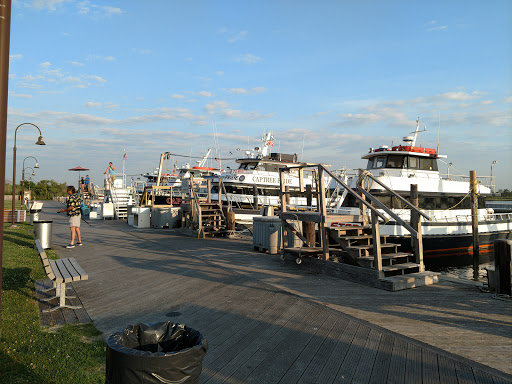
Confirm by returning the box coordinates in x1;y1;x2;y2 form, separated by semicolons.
34;162;39;168
35;136;46;145
31;171;35;176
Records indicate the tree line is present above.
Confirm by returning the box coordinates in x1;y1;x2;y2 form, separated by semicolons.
4;180;68;200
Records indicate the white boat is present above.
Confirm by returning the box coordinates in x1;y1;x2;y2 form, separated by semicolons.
212;132;331;214
332;118;512;264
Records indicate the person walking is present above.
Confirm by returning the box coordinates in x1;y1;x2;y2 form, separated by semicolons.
59;185;82;248
104;161;116;184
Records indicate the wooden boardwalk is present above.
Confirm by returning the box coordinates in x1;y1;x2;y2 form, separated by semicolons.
42;201;512;384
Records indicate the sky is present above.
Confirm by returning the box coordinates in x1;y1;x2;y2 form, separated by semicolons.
5;0;512;190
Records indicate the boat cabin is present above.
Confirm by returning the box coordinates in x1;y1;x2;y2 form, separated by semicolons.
236;153;299;172
364;147;439;172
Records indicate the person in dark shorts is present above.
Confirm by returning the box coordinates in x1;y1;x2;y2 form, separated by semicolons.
59;185;82;248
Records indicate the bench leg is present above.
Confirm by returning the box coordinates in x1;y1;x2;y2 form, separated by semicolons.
42;282;82;312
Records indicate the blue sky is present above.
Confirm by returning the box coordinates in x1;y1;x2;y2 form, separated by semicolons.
6;0;511;189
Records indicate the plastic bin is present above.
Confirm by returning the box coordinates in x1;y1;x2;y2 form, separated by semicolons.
106;321;208;384
33;220;53;249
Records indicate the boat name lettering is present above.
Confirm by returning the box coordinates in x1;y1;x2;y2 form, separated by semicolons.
221;175;239;181
252;176;293;184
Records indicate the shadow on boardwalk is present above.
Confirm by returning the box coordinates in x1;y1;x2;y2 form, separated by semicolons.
42;200;512;383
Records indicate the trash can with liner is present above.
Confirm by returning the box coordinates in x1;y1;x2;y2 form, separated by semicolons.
106;321;208;384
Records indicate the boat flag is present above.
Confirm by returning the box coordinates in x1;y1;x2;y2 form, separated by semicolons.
123;150;127;160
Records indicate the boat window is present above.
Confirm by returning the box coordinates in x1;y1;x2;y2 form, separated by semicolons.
373;156;387;169
239;162;259;170
264;163;281;172
386;155;404;168
418;158;438;171
405;156;419;169
366;159;374;170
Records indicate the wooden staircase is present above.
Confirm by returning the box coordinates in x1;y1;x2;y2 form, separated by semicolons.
328;225;422;277
277;164;440;291
181;199;227;238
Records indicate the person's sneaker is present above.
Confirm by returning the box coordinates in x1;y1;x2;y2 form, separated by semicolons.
66;244;75;249
77;242;83;246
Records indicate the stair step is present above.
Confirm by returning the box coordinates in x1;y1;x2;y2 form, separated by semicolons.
379;272;440;291
348;243;400;250
382;262;420;272
341;235;389;240
358;252;412;262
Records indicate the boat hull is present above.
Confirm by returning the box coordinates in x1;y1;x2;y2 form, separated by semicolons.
389;230;512;267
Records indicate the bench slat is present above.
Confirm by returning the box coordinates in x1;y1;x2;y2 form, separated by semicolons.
44;264;56;280
68;258;89;280
48;259;64;283
62;258;83;281
55;259;73;283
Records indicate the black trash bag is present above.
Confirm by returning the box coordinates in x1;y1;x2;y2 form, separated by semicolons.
106;321;208;384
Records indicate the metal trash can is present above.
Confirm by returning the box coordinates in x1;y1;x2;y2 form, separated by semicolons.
33;220;53;249
29;209;41;224
106;321;208;384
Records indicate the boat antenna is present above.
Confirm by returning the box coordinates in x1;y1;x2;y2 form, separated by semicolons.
437;111;440;154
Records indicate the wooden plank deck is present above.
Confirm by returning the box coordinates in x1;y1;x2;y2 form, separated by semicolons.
42;200;512;383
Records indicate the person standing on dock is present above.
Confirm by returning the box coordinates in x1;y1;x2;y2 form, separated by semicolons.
84;175;90;192
59;186;82;248
104;161;116;184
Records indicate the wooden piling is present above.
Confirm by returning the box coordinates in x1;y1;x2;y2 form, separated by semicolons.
226;211;236;232
306;184;312;207
470;170;480;280
303;221;315;246
410;184;424;270
494;240;512;295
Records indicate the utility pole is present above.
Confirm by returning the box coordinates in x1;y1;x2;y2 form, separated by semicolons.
0;0;13;337
470;170;480;280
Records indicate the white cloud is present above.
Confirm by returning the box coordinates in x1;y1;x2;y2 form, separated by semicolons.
9;54;23;61
424;20;448;32
31;0;72;11
235;54;262;64
197;91;213;97
39;62;52;68
77;1;124;18
70;61;85;66
502;96;512;103
228;31;247;43
11;93;33;99
85;102;102;108
227;87;267;95
171;94;185;99
62;76;81;83
228;88;247;95
85;74;106;83
216;71;224;76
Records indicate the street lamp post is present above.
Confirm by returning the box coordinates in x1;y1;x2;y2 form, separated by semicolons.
11;123;45;226
490;160;497;194
22;166;36;204
21;156;38;208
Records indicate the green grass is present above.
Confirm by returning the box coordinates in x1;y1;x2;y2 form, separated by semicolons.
1;224;106;384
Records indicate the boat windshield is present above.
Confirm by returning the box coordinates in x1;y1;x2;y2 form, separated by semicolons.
238;162;265;170
367;155;438;171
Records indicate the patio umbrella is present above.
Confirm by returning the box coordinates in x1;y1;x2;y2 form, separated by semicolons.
68;166;90;189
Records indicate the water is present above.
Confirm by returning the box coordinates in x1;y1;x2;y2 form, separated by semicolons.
434;262;493;281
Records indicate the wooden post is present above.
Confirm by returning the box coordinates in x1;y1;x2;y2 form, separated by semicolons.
358;169;368;225
494;240;512;296
207;179;211;203
410;184;424;270
318;165;329;260
303;221;315;246
226;211;236;232
306;184;313;207
284;186;290;205
470;170;480;280
371;210;383;277
279;169;287;213
253;184;259;210
299;168;305;192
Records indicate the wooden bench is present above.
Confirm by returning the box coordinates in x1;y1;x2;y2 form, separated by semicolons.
35;239;89;312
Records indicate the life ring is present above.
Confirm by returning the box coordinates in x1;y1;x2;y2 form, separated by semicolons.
166;197;172;205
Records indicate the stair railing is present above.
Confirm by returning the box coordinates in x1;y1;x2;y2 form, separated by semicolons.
279;164;431;276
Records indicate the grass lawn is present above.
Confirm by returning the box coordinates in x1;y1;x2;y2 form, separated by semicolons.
0;224;106;383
